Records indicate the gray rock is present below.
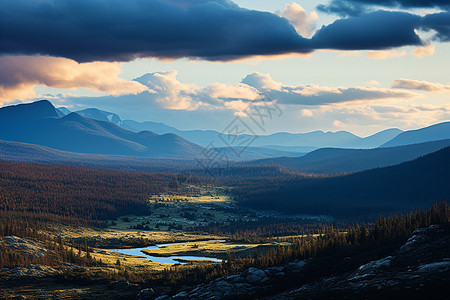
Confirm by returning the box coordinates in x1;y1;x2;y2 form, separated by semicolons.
172;291;189;299
286;260;308;271
245;268;267;284
418;261;450;272
227;274;243;283
399;224;443;253
213;280;233;292
137;288;155;300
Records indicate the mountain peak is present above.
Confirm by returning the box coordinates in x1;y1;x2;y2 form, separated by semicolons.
76;108;122;126
381;121;450;147
63;112;85;121
0;100;60;120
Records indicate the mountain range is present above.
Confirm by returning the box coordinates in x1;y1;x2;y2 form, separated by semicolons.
58;106;403;149
122;119;403;149
0;100;204;159
59;104;450;151
247;139;450;174
2;100;450;167
381;122;450;147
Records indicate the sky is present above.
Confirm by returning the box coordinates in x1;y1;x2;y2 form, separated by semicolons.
0;0;449;136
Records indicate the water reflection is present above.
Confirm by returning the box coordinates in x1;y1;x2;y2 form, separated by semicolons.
106;240;225;264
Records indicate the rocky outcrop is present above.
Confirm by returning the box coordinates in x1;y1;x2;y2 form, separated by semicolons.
0;236;47;259
146;259;309;299
399;224;443;253
349;256;392;280
0;265;61;279
145;224;450;300
275;223;450;299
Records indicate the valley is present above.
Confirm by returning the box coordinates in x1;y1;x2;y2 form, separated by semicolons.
0;101;449;300
0;185;325;299
2;1;450;298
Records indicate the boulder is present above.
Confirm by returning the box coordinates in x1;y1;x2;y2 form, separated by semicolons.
417;261;450;273
137;288;155;300
245;268;268;284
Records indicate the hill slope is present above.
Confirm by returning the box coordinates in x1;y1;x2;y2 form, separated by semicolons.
382;122;450;147
236;146;450;217
0;139;197;172
0;100;204;159
247;139;450;174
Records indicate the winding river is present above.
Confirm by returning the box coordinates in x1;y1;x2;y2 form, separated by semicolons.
106;240;225;264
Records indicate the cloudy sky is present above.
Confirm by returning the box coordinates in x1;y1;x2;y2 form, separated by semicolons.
1;0;449;136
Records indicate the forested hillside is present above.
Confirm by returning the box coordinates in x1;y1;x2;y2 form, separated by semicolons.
235;147;450;217
0;160;181;233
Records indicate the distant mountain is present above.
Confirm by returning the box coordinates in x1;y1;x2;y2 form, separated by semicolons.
65;105;403;148
123;121;227;147
247;139;450;174
56;107;71;116
123;119;402;148
352;128;403;148
124;123;310;160
254;129;402;148
76;108;123;126
214;146;306;161
381;122;450;147
260;145;318;153
236;146;450;217
253;131;361;147
122;119;180;134
0;100;205;159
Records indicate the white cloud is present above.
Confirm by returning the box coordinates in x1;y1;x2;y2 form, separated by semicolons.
0;55;149;105
33;71;432;136
365;80;380;86
56;72;419;119
412;43;435;58
393;78;450;93
297;103;450;136
301;109;313;117
132;71;262;111
366;50;407;60
333;120;344;127
134;71;200;110
205;83;260;101
241;73;283;91
277;2;318;37
242;73;417;106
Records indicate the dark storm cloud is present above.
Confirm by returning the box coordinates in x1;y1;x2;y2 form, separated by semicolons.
317;1;366;17
311;11;423;50
421;11;450;41
318;0;450;17
0;0;311;62
0;0;449;62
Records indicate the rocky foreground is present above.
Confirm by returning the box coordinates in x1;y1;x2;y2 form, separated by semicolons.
145;223;450;299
